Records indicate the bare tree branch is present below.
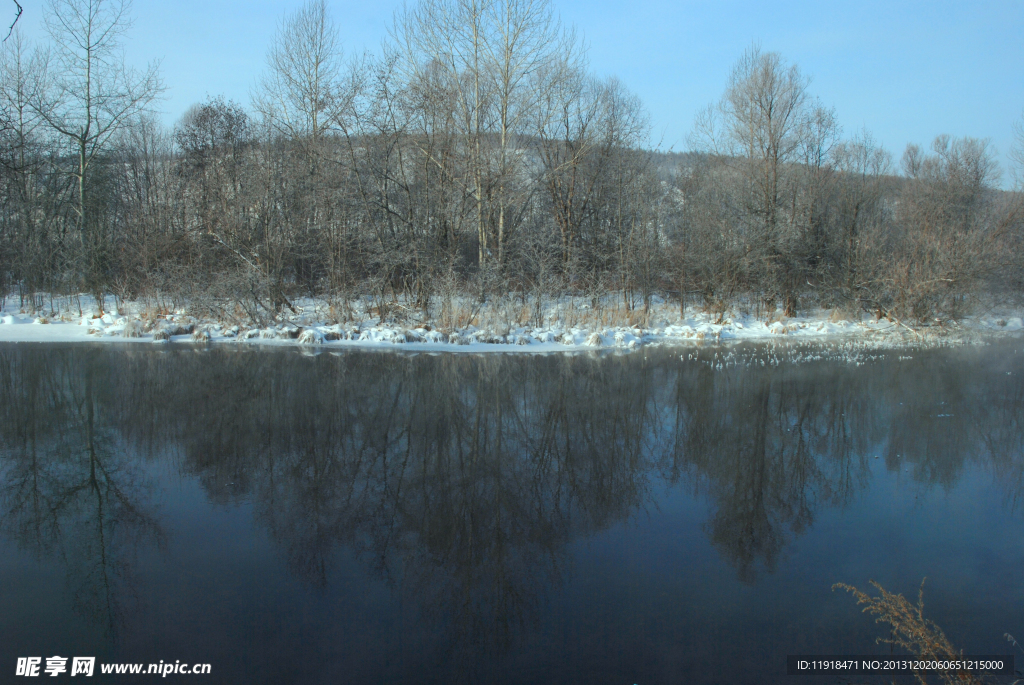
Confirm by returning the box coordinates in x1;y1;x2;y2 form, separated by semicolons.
4;0;22;41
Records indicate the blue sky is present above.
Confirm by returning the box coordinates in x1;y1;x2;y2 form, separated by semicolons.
10;0;1024;179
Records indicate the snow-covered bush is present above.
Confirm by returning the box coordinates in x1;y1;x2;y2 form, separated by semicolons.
121;320;145;338
298;328;324;345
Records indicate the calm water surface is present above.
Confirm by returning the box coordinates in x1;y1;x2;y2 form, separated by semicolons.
1;340;1023;684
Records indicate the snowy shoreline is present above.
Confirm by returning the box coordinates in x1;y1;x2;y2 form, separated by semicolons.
2;295;1022;352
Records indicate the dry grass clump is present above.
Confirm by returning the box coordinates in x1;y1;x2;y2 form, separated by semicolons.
437;299;479;330
829;305;860;323
550;300;652;330
139;306;171;325
833;579;981;685
121;319;145;337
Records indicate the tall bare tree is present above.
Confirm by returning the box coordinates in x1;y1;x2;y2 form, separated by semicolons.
253;0;342;146
252;0;354;311
1010;110;1024;191
393;0;577;276
828;130;892;307
693;45;811;314
483;0;569;266
888;135;1004;320
392;0;494;270
32;0;161;308
0;30;55;302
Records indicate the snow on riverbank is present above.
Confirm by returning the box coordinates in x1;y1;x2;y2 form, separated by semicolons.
1;294;1022;352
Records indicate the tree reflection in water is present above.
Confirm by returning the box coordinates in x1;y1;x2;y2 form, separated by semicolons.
0;342;1021;664
0;347;164;640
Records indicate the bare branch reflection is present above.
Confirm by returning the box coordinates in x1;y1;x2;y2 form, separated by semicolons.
1;341;1021;663
0;347;164;640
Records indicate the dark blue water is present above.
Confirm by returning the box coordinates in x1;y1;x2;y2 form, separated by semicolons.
1;341;1022;684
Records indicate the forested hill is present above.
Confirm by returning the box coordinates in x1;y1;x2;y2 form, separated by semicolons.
1;0;1022;325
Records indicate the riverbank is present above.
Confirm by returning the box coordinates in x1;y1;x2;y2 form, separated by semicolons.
1;294;1021;351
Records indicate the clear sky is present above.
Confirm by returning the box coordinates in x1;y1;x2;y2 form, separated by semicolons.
9;0;1024;180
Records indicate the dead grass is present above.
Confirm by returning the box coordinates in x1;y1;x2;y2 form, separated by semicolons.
554;301;652;329
430;295;665;332
141;305;171;320
833;579;982;685
437;299;480;330
829;306;860;323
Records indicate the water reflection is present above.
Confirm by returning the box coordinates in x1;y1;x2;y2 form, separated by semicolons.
0;342;1022;674
0;348;164;639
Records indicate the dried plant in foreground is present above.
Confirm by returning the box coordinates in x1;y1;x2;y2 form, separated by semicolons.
833;579;981;685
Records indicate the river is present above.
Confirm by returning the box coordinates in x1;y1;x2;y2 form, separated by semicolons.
1;340;1022;683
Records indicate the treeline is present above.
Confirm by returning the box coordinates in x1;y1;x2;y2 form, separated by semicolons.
1;0;1022;324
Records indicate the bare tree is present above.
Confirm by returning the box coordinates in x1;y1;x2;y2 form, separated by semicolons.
253;0;342;146
0;30;55;303
693;45;812;315
887;135;1004;320
483;0;569;266
1007;112;1024;294
393;0;577;277
828;130;892;309
392;0;491;268
1011;110;1024;191
31;0;162;309
534;61;598;268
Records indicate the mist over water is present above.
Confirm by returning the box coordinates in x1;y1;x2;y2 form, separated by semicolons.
1;342;1023;684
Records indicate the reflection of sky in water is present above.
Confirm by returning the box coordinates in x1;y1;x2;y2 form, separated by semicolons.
0;341;1022;684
